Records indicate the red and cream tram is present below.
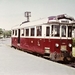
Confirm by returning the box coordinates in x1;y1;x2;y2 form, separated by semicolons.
11;14;75;61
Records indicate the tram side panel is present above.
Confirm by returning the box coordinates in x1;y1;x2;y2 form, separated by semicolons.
28;38;35;52
20;38;28;51
20;38;34;53
20;37;44;54
28;38;44;54
34;38;44;54
11;37;18;48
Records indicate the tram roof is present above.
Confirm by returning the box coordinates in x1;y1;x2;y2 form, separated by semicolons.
11;14;75;29
11;18;48;29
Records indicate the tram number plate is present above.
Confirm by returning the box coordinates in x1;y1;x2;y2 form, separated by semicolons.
61;45;66;51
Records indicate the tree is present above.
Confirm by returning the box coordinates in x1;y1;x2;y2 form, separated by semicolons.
0;28;3;38
4;30;11;38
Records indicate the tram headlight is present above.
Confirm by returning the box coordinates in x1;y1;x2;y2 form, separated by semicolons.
55;43;59;47
68;43;72;47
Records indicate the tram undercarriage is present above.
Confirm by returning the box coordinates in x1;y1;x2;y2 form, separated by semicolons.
44;50;72;62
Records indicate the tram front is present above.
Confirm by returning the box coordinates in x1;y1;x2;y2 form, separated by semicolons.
49;14;74;61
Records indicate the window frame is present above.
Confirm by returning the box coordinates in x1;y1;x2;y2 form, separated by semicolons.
21;28;24;36
12;30;14;35
36;26;42;36
68;25;72;37
46;26;50;37
25;28;29;36
61;25;67;37
15;30;17;36
51;25;60;37
30;27;35;36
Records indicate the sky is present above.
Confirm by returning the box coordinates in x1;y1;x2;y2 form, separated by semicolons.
0;0;75;30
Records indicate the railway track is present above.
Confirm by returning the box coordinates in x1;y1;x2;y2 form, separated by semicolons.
66;61;75;68
34;53;75;68
57;59;75;68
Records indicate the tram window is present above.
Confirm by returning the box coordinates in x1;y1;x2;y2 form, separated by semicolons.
62;26;66;37
31;28;35;36
26;29;29;36
36;26;42;36
46;26;50;36
21;28;24;36
12;30;14;35
51;25;60;37
68;26;72;37
15;30;17;36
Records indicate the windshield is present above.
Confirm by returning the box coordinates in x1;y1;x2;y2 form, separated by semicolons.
51;25;60;37
68;26;72;37
61;25;66;37
51;25;72;38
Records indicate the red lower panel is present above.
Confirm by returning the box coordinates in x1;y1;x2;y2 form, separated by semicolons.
11;37;72;54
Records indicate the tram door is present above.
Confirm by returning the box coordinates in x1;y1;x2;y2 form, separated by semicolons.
18;29;20;43
43;25;51;54
45;25;51;46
